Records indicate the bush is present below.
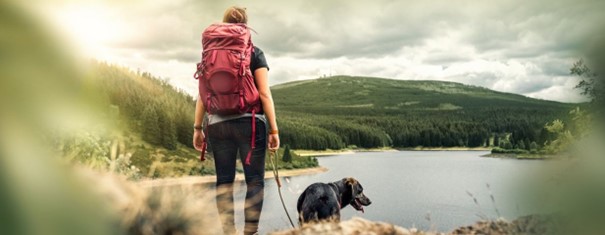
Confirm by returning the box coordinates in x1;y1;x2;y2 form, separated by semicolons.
267;148;319;170
282;145;292;162
491;147;529;154
529;141;539;151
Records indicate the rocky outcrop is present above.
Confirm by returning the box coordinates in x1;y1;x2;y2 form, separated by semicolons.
269;217;436;235
271;215;558;235
451;215;560;235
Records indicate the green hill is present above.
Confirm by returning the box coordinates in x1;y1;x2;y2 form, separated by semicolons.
89;65;579;163
272;75;571;113
272;75;579;150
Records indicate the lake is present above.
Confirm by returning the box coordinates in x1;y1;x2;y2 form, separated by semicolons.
228;150;548;234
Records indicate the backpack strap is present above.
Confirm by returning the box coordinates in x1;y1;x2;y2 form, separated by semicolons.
200;136;207;162
244;109;256;165
200;115;208;161
200;94;212;162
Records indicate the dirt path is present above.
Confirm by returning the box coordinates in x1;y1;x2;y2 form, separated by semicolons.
137;167;328;188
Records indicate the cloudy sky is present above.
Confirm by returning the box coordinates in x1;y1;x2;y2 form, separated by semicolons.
36;0;604;102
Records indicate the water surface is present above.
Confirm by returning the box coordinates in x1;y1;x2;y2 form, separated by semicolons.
229;151;547;233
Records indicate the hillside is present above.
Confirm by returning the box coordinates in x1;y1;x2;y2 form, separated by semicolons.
86;62;317;178
271;76;579;150
88;66;579;160
272;75;572;114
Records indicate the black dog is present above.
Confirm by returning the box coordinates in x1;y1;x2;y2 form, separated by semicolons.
297;177;371;224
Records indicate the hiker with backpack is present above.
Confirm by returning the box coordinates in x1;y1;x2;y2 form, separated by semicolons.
192;6;280;235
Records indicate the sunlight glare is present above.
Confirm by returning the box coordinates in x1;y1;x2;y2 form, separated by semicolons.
51;4;125;60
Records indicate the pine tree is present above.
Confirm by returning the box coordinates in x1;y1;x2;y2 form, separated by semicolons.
524;138;531;150
503;140;513;150
529;141;539;151
494;134;500;147
159;111;177;150
142;105;161;145
517;140;526;150
282;145;292;162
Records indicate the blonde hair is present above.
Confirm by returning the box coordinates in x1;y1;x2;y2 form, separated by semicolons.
223;6;248;24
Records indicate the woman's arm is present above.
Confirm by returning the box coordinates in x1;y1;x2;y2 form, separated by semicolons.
254;67;280;151
192;94;206;151
194;94;205;127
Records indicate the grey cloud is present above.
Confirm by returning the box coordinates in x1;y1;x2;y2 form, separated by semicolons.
100;0;230;62
250;0;446;59
464;0;602;59
539;58;573;76
146;48;201;62
455;71;500;89
514;79;558;94
47;0;605;102
98;0;602;62
423;53;472;65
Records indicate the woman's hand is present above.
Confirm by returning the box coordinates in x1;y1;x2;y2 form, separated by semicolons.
193;129;205;151
268;133;280;152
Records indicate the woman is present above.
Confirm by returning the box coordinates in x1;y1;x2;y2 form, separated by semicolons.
192;6;280;235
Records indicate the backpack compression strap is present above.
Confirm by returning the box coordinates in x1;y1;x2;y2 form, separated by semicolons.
199;93;212;162
244;109;256;165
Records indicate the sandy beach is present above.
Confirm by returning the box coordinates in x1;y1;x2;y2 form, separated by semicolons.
137;166;328;188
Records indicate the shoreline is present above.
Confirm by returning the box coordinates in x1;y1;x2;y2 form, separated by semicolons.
294;148;397;157
481;153;557;160
136;166;328;188
398;146;492;151
294;149;355;157
294;147;491;156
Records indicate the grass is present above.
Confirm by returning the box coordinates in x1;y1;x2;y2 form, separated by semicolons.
485;147;557;160
132;145;319;179
265;148;319;170
74;130;320;179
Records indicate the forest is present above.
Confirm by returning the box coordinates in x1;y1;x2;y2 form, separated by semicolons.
93;62;578;153
273;76;578;150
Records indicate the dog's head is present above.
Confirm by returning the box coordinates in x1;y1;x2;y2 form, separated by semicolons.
342;177;371;213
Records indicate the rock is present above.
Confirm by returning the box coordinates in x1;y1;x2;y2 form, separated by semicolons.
451;214;560;235
271;214;560;235
269;217;441;235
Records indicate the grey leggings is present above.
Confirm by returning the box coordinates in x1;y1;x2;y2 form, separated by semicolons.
207;117;266;235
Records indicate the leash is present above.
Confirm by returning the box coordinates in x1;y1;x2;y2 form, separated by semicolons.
269;150;296;228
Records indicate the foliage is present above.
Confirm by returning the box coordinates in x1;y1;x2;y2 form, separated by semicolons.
517;140;526;150
529;141;539;151
81;63;583;172
267;148;318;170
273;76;576;150
542;107;592;154
491;147;529;154
58;131;142;180
92;62;195;149
282;145;292;162
141;105;161;145
572;59;601;102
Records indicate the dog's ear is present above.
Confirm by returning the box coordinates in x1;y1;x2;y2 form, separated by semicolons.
344;177;358;186
344;177;359;196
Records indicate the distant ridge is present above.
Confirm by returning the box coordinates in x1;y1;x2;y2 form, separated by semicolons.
270;75;578;150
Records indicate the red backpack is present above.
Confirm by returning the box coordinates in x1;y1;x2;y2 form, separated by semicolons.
194;23;262;165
